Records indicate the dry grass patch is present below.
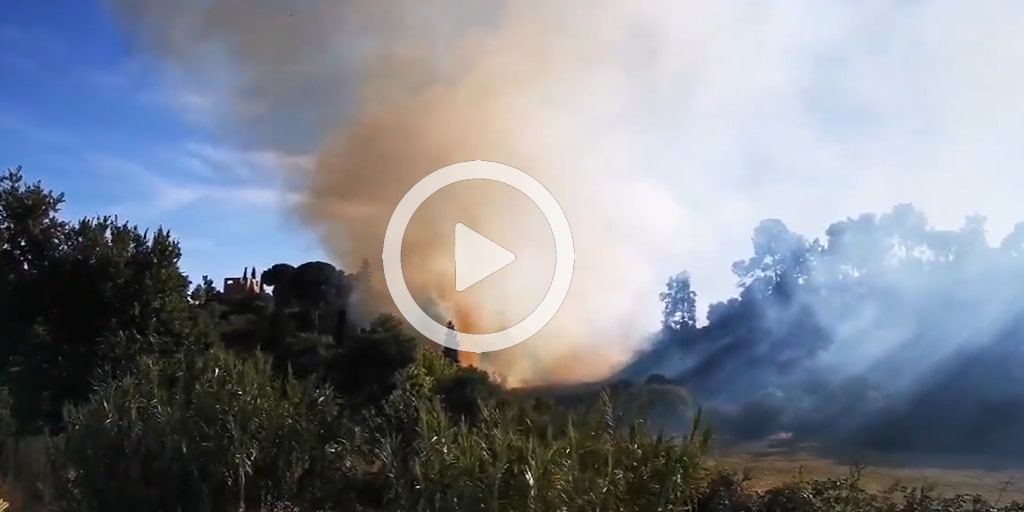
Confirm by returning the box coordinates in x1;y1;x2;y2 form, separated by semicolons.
719;443;1024;503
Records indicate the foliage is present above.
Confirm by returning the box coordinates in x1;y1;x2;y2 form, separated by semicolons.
326;313;419;409
376;390;713;511
290;260;350;332
4;166;1024;510
436;365;503;425
624;202;1024;456
0;168;213;432
52;347;355;512
660;271;698;332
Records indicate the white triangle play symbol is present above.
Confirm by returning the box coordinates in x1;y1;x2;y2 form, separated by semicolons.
454;223;516;292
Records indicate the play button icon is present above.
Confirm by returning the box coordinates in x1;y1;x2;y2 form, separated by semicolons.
454;223;516;292
382;160;575;353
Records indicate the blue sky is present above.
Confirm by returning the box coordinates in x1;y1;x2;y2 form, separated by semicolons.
0;1;330;286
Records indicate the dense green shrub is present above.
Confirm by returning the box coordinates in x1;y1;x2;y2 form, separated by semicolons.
14;337;1024;511
326;314;419;409
436;365;503;425
51;347;356;512
375;388;715;511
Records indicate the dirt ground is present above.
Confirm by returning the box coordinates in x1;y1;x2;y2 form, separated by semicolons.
717;441;1024;503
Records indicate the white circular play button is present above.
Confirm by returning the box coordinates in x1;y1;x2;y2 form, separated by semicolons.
454;223;516;292
381;160;575;353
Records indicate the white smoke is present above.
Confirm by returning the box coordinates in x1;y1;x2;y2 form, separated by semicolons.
110;0;1024;384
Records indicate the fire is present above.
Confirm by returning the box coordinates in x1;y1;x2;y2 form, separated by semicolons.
452;306;483;369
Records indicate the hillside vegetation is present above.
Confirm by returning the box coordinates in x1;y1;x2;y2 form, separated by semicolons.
622;204;1024;458
0;165;1022;511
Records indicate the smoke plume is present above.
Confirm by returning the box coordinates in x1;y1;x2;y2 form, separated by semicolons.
110;0;1024;387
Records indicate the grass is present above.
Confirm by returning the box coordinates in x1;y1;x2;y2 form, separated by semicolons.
1;354;1022;510
4;426;1024;509
6;429;1021;507
719;442;1024;504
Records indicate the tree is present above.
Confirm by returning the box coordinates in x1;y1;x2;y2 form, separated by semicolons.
189;275;220;304
0;167;212;431
0;167;67;369
326;314;418;408
1000;222;1024;259
731;219;811;300
353;258;372;288
659;272;697;332
442;319;459;365
261;263;297;307
331;307;349;346
706;297;742;325
436;366;501;425
291;261;349;332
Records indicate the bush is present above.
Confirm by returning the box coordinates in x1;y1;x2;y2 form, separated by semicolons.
436;365;503;425
326;314;418;409
376;390;715;511
17;331;1024;511
51;347;356;512
637;383;695;434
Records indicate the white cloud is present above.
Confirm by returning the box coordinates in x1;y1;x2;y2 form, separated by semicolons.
88;146;303;220
180;141;314;179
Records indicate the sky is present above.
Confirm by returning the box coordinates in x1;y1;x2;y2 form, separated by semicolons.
0;0;329;286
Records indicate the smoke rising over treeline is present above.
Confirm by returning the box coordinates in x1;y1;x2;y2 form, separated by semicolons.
620;205;1024;456
109;0;1024;405
110;0;698;385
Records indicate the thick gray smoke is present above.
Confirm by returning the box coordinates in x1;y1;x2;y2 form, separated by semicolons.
109;0;1024;394
620;209;1024;455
